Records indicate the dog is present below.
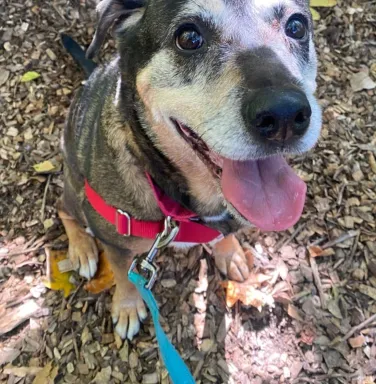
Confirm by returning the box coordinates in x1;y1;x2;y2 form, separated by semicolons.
58;0;322;340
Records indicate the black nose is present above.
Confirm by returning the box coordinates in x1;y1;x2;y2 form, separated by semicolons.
245;87;312;142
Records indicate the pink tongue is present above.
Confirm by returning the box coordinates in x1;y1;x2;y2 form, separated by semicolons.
221;156;306;231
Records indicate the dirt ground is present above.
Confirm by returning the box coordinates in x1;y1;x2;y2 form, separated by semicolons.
0;0;376;383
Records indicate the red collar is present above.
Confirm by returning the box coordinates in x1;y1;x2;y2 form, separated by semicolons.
84;174;221;243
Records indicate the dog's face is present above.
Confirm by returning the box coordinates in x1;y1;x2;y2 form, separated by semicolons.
89;0;322;232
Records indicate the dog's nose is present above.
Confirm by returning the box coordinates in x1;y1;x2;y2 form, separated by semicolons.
246;87;312;142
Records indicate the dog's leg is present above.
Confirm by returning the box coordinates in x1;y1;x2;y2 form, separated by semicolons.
213;234;253;282
57;204;99;280
101;243;151;340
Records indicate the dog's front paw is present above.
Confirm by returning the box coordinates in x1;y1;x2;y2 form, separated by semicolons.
212;234;252;282
112;285;147;340
68;232;98;280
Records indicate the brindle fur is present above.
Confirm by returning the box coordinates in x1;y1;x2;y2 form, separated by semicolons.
59;0;321;339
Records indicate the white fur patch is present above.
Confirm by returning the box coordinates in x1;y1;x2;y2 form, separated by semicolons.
170;234;224;249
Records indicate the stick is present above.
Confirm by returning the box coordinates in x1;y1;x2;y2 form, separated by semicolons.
322;230;358;250
40;174;52;223
275;223;306;251
342;313;376;341
7;245;47;258
309;255;327;309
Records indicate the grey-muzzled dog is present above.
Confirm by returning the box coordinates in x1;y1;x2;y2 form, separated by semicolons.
59;0;322;340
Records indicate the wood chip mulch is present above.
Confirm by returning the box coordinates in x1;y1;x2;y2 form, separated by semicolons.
0;0;375;383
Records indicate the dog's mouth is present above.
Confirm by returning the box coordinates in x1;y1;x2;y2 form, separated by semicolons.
172;119;307;232
172;119;223;178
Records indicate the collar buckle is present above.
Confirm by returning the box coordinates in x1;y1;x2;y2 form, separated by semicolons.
116;209;131;236
128;216;179;289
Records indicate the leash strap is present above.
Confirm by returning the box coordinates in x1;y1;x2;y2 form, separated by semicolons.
128;271;196;384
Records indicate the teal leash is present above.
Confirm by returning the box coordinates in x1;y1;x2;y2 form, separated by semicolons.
129;272;195;384
128;217;196;384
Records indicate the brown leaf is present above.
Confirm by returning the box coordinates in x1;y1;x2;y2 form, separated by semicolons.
358;284;376;301
221;280;273;310
308;245;335;257
3;365;42;377
247;272;272;286
32;361;58;384
287;304;305;322
350;69;376;92
84;251;115;294
273;291;292;305
300;325;316;345
349;335;366;349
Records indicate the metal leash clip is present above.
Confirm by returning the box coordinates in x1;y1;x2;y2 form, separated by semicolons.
128;216;179;290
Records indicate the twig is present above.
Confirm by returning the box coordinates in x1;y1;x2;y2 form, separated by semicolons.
347;232;360;266
322;230;359;250
342;313;376;341
52;2;68;24
275;223;306;251
309;255;327;309
22;235;38;251
7;245;47;257
293;377;320;383
6;293;33;308
294;372;360;384
40;174;52;223
72;330;80;360
67;280;85;307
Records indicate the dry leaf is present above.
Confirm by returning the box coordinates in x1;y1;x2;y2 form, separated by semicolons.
0;348;21;365
368;152;376;173
3;365;42;377
273;291;292;305
308;245;335;257
358;284;376;301
310;0;337;6
221;280;273;310
349;335;366;349
0;67;10;86
310;0;337;20
327;299;342;319
300;325;316;345
42;248;75;298
33;160;60;174
350;70;376;92
84;251;115;294
310;8;321;20
32;361;59;384
287;304;305;322
20;71;41;82
247;272;272;286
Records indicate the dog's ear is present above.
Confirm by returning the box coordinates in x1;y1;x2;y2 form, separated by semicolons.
86;0;145;59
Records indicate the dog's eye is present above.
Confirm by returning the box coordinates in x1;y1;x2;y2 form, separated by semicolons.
176;26;204;50
285;15;307;40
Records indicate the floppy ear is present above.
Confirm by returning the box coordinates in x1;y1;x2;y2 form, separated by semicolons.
86;0;145;59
